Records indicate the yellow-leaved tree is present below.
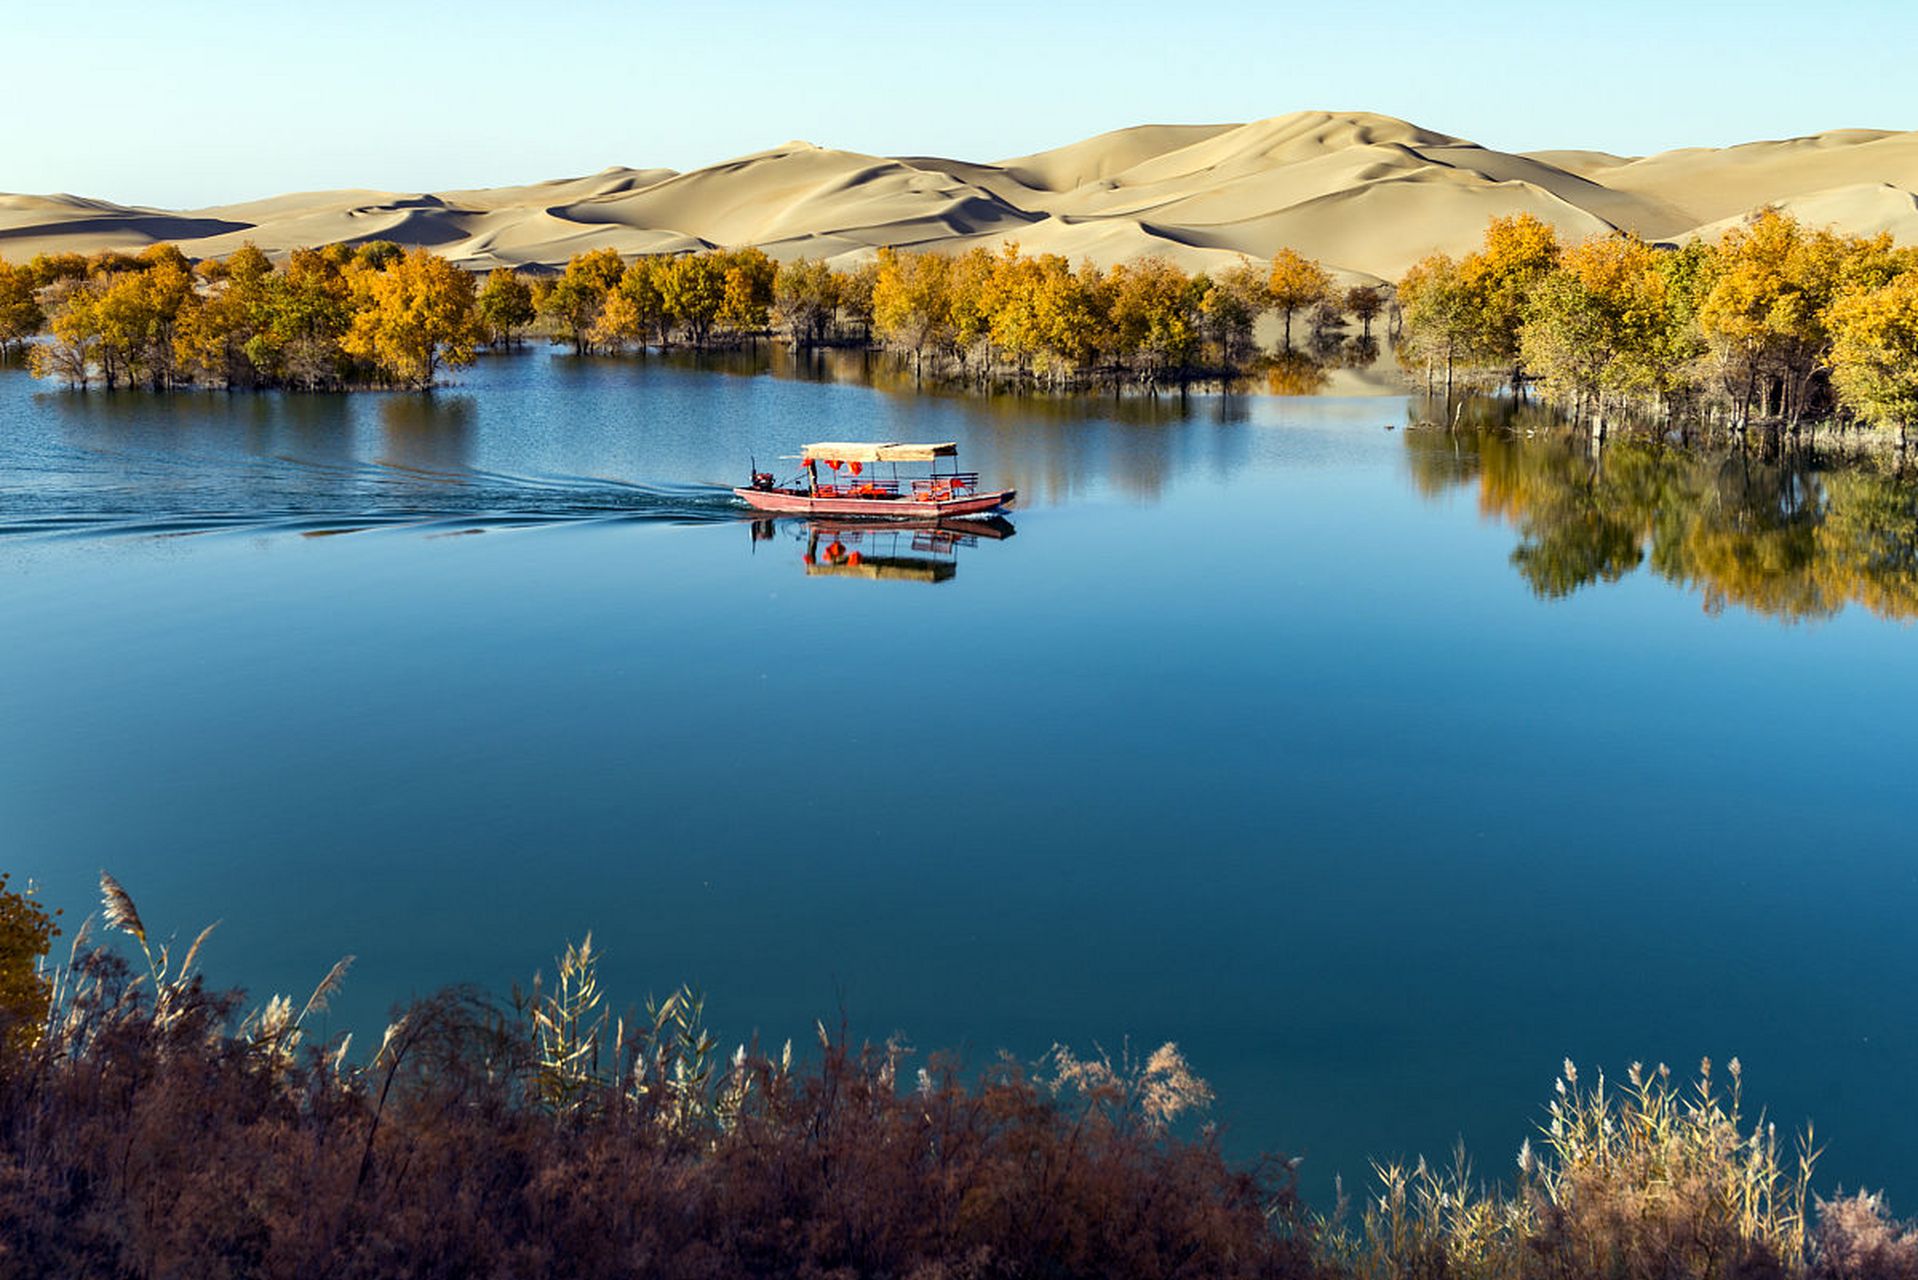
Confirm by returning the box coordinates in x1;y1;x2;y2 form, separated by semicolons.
1517;234;1668;423
871;248;951;374
341;248;480;389
0;873;58;1067
1267;248;1331;350
0;256;43;355
1829;273;1918;445
1458;212;1562;386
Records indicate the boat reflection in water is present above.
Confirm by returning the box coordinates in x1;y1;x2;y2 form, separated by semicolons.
750;516;1015;585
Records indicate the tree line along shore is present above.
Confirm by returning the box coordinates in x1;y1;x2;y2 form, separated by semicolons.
4;870;1918;1280
1;205;1916;446
1397;210;1918;443
0;238;1378;394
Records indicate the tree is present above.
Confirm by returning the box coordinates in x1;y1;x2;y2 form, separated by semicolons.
1829;272;1918;445
617;258;670;346
29;278;103;387
477;268;535;346
0;256;46;355
717;247;775;339
543;249;625;355
1518;235;1667;424
1267;248;1331;350
1108;256;1200;384
249;248;352;390
774;257;840;346
945;247;1003;368
1343;284;1383;339
836;261;878;341
1697;209;1845;430
1397;252;1477;398
587;286;643;350
0;873;58;1066
341;248;480;389
871;248;951;373
1200;260;1269;367
1457;213;1561;386
656;253;728;347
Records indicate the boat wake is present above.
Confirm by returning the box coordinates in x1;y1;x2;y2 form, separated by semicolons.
0;457;752;542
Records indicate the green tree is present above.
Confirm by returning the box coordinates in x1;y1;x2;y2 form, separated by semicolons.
477;267;536;346
1200;260;1269;367
1518;235;1669;424
1397;252;1478;398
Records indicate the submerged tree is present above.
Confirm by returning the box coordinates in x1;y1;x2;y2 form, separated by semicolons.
340;248;480;388
476;267;536;346
1829;271;1918;447
0;256;44;355
774;257;839;346
1397;252;1477;398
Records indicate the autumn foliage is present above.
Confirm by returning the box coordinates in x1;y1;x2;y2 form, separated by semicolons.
19;241;482;391
1399;210;1918;437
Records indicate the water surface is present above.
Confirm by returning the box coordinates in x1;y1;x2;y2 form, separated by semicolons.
3;347;1915;1205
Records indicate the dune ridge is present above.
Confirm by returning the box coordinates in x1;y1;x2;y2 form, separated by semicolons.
4;110;1916;281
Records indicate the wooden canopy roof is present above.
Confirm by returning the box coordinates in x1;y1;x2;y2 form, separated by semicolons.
800;442;958;463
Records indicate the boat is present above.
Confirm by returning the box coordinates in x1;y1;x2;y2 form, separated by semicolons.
733;441;1016;518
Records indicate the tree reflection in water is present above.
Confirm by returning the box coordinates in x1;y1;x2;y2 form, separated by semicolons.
1403;404;1918;620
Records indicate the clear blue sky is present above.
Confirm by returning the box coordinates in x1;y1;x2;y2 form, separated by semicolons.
10;0;1913;207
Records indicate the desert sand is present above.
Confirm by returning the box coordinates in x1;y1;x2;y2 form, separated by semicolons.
3;111;1915;282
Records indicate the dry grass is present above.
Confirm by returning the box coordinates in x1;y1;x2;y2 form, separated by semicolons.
0;875;1320;1280
3;875;1915;1279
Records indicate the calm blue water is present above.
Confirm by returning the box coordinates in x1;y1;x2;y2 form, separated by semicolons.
3;347;1915;1206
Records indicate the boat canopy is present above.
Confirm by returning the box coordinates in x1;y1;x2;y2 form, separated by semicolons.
800;441;958;463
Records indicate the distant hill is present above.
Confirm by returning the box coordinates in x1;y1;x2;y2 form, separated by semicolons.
5;112;1917;282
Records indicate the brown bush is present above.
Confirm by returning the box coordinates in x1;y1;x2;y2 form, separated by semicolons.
0;892;1321;1280
1814;1192;1918;1280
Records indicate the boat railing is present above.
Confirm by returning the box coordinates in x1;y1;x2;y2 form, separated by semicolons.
813;479;903;498
909;473;980;500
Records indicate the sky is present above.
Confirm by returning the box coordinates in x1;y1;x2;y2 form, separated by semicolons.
8;0;1914;208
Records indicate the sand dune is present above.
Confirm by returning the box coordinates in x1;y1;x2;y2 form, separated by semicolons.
3;111;1916;280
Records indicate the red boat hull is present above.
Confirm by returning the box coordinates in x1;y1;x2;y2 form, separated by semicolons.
733;487;1016;519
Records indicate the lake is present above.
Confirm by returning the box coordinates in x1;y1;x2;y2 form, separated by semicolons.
3;345;1915;1206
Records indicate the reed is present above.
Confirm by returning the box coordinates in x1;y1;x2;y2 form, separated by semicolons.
1325;1058;1830;1280
3;874;1915;1279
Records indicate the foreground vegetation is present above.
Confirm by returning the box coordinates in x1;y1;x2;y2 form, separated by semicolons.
3;873;1917;1279
1398;211;1918;441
